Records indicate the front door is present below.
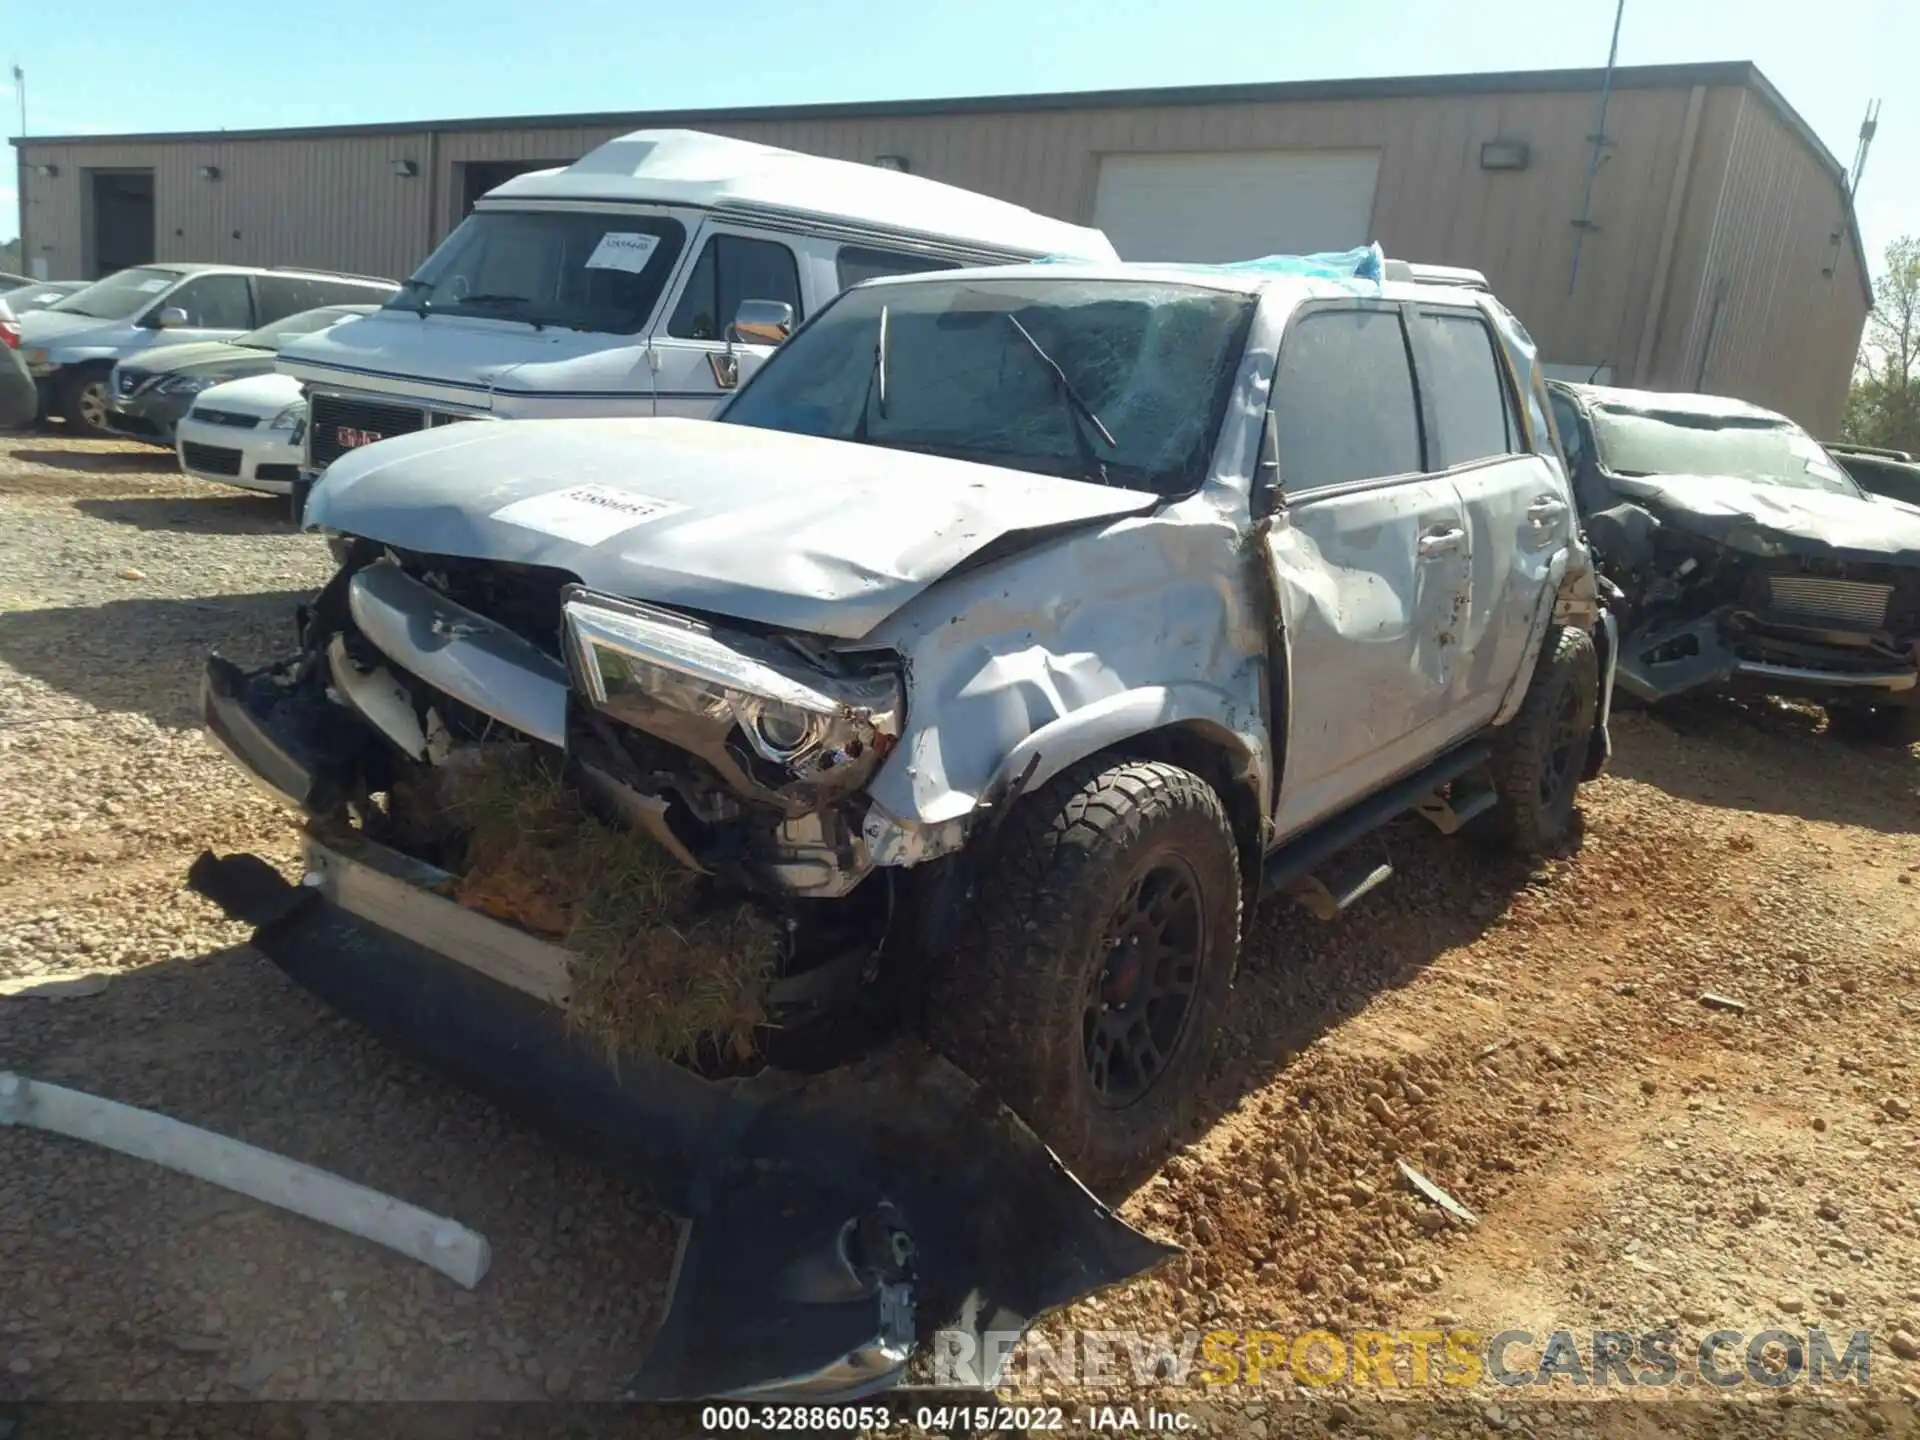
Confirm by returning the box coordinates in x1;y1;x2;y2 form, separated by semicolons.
1261;302;1474;841
647;226;806;418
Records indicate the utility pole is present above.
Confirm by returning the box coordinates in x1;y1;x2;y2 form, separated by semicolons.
10;64;24;275
1567;0;1627;295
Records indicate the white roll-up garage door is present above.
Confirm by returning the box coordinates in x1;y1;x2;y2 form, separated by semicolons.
1092;150;1383;264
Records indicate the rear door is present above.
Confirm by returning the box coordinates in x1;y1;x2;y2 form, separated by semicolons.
1263;301;1474;841
1408;303;1572;734
647;225;806;417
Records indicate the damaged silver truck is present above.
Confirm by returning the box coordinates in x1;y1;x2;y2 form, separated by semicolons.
1549;381;1920;744
191;252;1616;1400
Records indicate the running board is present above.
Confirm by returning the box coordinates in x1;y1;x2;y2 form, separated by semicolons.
1413;768;1500;836
1261;741;1492;898
1283;853;1394;921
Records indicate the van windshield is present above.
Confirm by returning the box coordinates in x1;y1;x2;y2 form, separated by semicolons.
48;267;181;321
720;277;1257;495
387;211;687;334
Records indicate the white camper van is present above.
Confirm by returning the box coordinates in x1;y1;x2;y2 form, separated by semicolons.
279;129;1118;483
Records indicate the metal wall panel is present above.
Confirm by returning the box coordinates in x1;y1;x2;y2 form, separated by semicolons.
1654;91;1868;434
17;133;432;282
14;77;1864;430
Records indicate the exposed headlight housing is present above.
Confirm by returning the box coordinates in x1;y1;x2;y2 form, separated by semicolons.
269;402;306;432
23;347;51;374
561;588;902;813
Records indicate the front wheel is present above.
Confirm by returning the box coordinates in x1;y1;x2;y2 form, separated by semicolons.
60;366;113;437
1474;624;1600;853
928;757;1241;1192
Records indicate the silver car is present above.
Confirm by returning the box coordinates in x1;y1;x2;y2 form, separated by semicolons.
194;252;1614;1401
19;264;397;436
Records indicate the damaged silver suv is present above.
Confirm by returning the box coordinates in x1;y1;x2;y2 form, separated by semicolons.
192;254;1614;1401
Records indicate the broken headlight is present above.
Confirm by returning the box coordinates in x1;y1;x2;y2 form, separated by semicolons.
561;588;902;809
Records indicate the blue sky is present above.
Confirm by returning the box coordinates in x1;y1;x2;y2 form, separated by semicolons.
5;0;1914;286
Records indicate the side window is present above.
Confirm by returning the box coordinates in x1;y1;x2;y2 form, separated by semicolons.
835;245;961;291
668;234;803;342
255;275;320;323
165;274;254;329
318;279;387;307
1549;390;1587;474
1272;307;1423;493
1411;310;1518;467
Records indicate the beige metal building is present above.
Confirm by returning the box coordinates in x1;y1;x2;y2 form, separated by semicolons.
11;61;1870;434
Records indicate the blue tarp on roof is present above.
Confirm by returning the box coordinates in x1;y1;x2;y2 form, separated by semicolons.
1036;243;1385;286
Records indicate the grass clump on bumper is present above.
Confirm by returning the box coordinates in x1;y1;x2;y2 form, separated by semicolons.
451;750;779;1067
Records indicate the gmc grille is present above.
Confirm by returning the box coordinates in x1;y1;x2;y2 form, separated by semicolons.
309;393;429;468
1765;575;1894;631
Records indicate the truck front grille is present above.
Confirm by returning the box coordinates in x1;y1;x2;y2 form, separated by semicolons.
308;393;429;469
1765;575;1893;630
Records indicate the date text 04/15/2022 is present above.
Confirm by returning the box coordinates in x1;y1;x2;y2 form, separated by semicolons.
698;1404;1196;1431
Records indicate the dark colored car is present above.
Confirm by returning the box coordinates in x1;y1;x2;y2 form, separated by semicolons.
103;304;378;445
1825;442;1920;510
1549;380;1920;744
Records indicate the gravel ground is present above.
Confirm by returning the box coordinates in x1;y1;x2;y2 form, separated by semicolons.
2;431;1918;1436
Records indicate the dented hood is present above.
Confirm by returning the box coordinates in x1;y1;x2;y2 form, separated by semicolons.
1616;471;1920;563
306;417;1159;639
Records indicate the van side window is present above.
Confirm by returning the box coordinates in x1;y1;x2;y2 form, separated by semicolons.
668;235;803;342
1272;308;1423;492
255;275;323;323
316;278;387;308
1411;310;1518;467
834;245;961;290
166;275;255;330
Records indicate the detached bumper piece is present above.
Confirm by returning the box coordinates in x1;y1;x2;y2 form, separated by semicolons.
187;854;1177;1402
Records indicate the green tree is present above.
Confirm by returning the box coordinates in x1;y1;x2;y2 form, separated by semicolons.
1843;236;1920;453
0;237;20;275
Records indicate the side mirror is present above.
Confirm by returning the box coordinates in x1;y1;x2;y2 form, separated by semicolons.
154;306;191;330
729;299;794;347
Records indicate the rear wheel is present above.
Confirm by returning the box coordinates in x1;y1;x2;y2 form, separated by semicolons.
928;757;1241;1192
60;366;113;437
1474;624;1599;852
1827;703;1920;749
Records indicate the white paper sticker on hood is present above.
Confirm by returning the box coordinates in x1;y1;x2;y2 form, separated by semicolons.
584;233;661;274
490;484;685;546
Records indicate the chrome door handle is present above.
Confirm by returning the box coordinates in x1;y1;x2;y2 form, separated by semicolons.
1417;526;1465;558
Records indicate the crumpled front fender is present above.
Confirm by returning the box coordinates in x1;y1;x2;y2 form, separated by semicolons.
187;852;1178;1402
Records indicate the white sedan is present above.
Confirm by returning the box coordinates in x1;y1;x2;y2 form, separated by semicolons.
174;373;307;494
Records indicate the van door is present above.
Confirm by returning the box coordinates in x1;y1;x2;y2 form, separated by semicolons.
1262;301;1474;841
648;225;806;417
1407;303;1570;735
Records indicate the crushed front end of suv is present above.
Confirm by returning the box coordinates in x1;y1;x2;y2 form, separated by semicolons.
1550;382;1920;743
192;253;1614;1400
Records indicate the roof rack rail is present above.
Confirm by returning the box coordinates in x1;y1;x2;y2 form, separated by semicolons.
1381;258;1489;291
1823;441;1913;462
267;264;400;285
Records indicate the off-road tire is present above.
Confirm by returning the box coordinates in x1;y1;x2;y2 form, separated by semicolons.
928;758;1241;1193
60;365;113;438
1826;703;1920;749
1473;624;1599;853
